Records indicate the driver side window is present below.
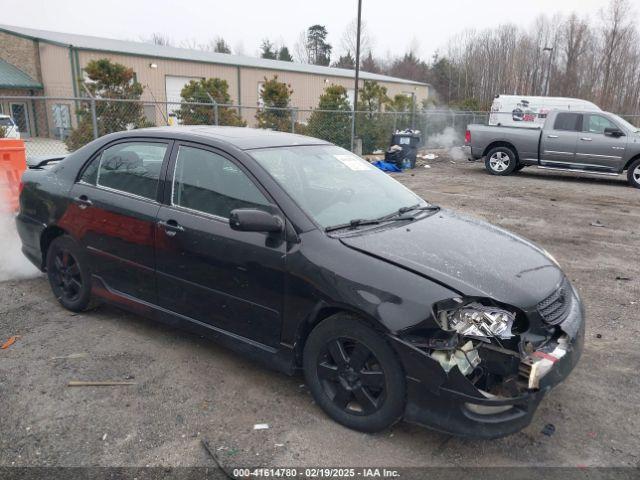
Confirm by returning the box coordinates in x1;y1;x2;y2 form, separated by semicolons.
172;145;269;218
584;115;617;135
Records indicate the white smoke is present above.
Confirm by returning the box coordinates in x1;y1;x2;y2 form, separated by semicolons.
425;127;466;161
0;212;40;282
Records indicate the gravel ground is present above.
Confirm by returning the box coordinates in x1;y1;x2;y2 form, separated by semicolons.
1;155;639;471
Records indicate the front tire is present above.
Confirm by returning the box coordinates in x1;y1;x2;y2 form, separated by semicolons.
627;158;640;189
303;314;406;433
46;235;94;312
485;146;517;176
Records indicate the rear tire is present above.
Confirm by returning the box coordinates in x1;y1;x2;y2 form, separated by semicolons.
485;146;517;176
46;235;94;312
627;158;640;189
303;314;406;433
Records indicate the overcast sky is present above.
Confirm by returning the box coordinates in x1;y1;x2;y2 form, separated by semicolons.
2;0;637;60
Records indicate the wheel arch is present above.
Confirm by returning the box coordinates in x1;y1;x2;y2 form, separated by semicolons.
293;303;388;367
40;225;69;270
623;153;640;172
483;141;520;162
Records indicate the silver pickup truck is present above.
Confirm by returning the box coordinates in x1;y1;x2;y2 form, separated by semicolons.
465;110;640;188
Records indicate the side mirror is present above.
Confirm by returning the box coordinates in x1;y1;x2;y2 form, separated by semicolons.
604;127;624;138
229;208;283;233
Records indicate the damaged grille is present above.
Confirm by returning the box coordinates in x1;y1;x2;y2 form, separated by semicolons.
537;279;571;325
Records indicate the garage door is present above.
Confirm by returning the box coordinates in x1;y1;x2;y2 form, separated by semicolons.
165;76;202;120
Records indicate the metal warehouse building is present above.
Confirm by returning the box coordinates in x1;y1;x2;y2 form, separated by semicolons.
0;24;429;138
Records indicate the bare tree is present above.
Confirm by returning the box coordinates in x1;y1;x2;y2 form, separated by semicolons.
340;18;372;59
429;0;640;116
599;0;634;108
556;14;591;97
180;38;203;50
142;33;173;46
294;30;312;63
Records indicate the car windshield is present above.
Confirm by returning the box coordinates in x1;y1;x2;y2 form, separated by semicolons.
0;117;14;127
610;113;640;133
250;145;426;229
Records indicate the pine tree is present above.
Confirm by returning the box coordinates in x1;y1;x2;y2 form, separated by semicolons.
65;59;150;151
306;25;332;66
333;52;355;69
356;81;393;154
255;76;293;131
176;78;245;126
214;37;232;54
260;40;277;59
306;85;352;149
277;46;293;62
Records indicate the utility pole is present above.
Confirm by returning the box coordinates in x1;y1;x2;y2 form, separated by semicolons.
543;46;553;96
350;0;362;152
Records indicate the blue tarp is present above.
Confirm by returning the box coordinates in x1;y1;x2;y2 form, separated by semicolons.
372;161;402;172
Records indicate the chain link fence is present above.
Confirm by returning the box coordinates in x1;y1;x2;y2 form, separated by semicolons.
2;95;638;159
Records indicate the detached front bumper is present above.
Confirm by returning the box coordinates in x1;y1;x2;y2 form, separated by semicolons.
390;295;585;439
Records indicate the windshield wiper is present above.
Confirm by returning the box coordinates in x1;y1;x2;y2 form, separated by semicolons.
378;203;441;221
325;218;382;232
325;204;441;233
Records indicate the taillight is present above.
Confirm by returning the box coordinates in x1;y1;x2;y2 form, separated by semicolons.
465;130;471;144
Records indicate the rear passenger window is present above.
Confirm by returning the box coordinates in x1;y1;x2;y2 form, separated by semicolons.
172;145;269;218
553;113;581;132
80;142;167;200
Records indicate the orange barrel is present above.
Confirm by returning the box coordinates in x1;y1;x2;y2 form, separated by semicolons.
0;139;27;213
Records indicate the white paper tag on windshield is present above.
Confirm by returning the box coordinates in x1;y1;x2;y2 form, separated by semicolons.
334;154;372;171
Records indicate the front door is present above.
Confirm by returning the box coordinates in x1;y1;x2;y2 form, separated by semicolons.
10;102;29;137
61;140;171;303
154;143;286;348
540;112;581;165
575;113;627;170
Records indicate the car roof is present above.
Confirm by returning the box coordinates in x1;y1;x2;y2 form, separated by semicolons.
122;126;331;150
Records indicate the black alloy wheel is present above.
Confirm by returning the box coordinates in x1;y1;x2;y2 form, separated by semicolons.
46;235;94;312
317;337;386;416
50;249;82;303
303;314;406;432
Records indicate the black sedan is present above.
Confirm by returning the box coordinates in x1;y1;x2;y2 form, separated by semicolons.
16;127;584;438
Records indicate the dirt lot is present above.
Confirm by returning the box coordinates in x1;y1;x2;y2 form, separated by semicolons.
1;156;639;472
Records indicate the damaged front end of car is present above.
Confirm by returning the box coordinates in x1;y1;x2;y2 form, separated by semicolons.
389;277;585;439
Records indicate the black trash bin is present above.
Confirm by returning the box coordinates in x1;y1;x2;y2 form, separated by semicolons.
384;130;421;169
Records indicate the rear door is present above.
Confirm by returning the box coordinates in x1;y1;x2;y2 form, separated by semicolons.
64;140;171;303
575;113;627;170
540;112;581;165
154;142;286;348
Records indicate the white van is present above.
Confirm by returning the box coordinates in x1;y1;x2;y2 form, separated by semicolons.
489;95;601;128
0;115;20;139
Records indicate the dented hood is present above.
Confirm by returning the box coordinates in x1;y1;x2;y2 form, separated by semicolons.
339;209;563;308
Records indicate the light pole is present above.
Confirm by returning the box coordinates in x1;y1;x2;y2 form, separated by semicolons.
543;46;553;96
350;0;362;152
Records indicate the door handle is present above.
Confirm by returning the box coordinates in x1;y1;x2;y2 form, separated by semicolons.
73;195;93;209
580;137;593;141
158;219;185;237
547;135;559;139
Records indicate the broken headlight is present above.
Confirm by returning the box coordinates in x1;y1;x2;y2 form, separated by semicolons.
437;301;516;340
